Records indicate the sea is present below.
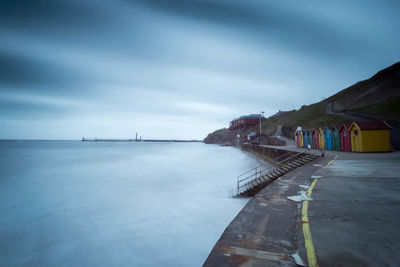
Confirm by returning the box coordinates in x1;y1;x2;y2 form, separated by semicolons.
0;141;263;266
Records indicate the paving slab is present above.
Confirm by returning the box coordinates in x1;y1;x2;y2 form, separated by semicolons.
298;151;400;267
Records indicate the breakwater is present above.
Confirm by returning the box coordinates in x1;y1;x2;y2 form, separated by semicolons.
82;138;202;142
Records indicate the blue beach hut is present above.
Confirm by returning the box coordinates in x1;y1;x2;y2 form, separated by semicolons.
324;127;333;150
302;129;308;148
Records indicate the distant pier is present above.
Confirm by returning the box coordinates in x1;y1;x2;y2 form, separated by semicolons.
81;138;202;143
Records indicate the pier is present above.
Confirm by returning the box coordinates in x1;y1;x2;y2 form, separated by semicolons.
81;138;202;143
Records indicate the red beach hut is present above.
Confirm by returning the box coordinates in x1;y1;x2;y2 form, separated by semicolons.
312;129;319;149
339;123;351;152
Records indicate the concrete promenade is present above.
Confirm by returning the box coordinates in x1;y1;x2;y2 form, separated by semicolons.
204;146;400;266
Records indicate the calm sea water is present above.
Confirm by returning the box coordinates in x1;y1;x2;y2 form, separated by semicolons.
0;141;261;266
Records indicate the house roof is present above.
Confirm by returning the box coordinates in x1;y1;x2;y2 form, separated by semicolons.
231;114;265;121
352;121;391;130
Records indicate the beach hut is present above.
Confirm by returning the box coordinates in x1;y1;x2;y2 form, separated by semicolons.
296;130;304;148
318;128;325;149
295;129;301;148
302;130;309;148
307;130;313;148
331;126;340;151
350;121;391;152
295;131;300;147
339;123;351;152
324;127;333;150
312;129;319;149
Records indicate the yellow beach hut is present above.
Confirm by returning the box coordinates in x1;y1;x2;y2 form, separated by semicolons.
349;121;391;152
298;130;304;148
317;128;325;149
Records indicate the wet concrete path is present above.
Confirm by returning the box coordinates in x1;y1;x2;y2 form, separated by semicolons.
205;149;400;266
299;152;400;267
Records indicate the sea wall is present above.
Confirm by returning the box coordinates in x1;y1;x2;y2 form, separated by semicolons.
241;144;298;163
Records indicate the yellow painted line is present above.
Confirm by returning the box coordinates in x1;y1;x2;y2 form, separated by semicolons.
302;179;319;267
324;155;338;169
302;155;338;267
306;178;318;197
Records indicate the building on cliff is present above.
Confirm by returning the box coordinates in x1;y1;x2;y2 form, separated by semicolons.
229;114;266;130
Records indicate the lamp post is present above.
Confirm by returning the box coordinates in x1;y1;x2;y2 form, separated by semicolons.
259;111;264;135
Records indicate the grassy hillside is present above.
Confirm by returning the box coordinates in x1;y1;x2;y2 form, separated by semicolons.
204;62;400;143
260;106;352;137
259;61;400;136
325;62;400;112
355;95;400;119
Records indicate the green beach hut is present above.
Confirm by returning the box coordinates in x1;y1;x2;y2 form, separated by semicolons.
331;126;340;150
307;129;313;148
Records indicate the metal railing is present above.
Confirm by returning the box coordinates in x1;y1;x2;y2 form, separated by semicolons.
237;148;314;195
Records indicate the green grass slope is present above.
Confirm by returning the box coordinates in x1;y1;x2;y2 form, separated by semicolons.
204;62;400;143
259;61;400;137
325;62;400;112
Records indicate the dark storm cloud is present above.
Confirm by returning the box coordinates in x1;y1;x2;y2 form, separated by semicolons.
0;0;117;91
0;0;399;139
0;0;111;33
132;0;371;59
133;0;260;27
0;0;157;57
0;99;62;118
0;50;85;87
0;52;41;86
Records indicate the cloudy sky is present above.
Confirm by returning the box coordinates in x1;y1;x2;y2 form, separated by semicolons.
1;0;399;140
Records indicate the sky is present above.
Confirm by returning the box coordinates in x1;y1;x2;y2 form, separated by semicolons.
0;0;399;140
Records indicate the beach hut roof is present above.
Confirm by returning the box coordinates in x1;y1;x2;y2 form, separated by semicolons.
351;121;391;130
339;123;351;131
